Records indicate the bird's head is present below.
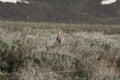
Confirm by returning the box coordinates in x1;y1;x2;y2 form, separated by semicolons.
58;31;62;34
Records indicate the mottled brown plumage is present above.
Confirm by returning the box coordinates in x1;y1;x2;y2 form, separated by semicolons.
56;31;64;45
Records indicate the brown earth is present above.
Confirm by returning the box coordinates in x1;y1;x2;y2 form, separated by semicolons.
0;0;120;24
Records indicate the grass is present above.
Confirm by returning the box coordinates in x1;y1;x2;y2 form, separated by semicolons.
0;20;120;80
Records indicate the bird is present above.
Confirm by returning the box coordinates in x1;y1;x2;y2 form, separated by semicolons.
101;0;117;5
56;31;64;46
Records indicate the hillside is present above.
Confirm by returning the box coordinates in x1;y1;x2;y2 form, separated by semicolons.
0;0;120;24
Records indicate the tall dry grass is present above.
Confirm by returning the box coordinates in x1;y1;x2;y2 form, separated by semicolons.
0;21;120;80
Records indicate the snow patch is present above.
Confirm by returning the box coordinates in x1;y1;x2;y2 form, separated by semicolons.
101;0;117;5
0;0;30;4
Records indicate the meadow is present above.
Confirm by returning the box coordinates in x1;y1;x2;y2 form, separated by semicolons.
0;21;120;80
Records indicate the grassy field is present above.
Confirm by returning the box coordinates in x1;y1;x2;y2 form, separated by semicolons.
0;21;120;80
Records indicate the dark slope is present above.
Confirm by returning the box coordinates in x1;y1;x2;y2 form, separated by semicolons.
0;0;120;24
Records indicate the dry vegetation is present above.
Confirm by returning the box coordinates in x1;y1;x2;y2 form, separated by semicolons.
0;21;120;80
